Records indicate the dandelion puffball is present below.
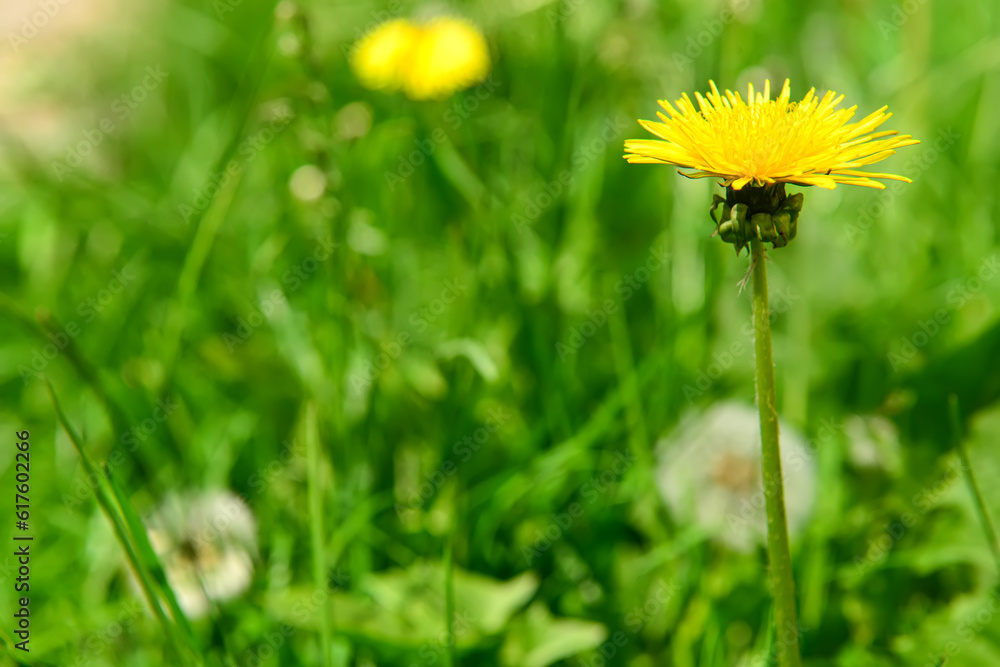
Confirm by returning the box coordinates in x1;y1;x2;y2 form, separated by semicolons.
655;402;816;552
145;490;257;619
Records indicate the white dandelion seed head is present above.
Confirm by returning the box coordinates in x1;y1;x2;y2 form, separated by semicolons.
145;490;257;619
655;401;817;552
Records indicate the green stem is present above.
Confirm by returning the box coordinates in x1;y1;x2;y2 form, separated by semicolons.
750;238;802;667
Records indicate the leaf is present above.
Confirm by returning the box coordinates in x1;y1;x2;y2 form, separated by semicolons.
437;338;500;383
268;561;539;650
501;602;608;667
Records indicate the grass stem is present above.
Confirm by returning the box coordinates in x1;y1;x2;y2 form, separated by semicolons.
305;402;333;665
45;379;200;665
444;535;457;667
949;395;1000;576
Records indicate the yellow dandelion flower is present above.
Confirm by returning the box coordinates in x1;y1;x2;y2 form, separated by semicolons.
402;17;490;100
349;17;490;101
624;79;919;190
350;19;420;92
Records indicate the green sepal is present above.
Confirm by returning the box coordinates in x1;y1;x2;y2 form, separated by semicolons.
773;193;803;245
754;212;777;243
708;188;804;252
772;211;791;248
709;194;728;232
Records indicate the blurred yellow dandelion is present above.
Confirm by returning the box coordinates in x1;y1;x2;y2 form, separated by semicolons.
624;79;919;190
350;19;420;92
351;17;490;100
402;17;490;100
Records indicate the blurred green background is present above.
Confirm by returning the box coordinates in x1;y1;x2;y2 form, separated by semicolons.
2;0;1000;665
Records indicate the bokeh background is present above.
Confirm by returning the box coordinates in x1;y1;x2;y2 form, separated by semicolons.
2;0;1000;665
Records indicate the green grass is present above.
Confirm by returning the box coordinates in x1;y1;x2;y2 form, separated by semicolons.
2;0;1000;665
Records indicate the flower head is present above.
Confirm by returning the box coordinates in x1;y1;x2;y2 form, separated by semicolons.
403;17;490;100
350;19;420;92
625;79;918;190
350;17;490;101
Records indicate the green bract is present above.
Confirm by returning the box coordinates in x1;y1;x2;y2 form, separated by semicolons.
710;191;803;255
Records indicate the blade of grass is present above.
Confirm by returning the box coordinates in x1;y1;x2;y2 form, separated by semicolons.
158;5;280;395
45;378;201;666
305;401;333;665
0;290;185;471
606;274;651;465
0;623;23;660
606;274;671;543
469;339;674;549
949;394;1000;575
444;533;457;667
158;168;242;381
103;462;199;652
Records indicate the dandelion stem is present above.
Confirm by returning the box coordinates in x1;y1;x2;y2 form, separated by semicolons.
750;237;802;667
